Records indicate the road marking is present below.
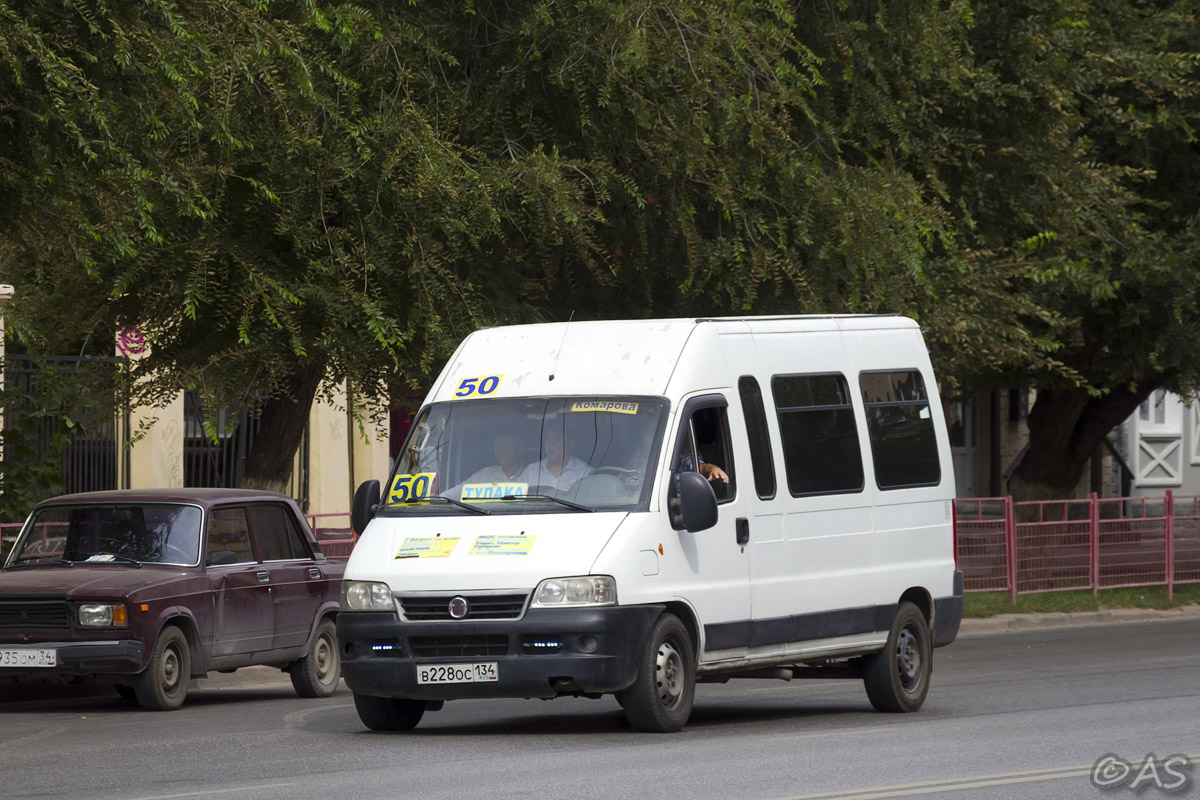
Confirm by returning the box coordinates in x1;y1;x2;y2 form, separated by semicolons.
763;754;1200;800
283;702;353;726
124;783;297;800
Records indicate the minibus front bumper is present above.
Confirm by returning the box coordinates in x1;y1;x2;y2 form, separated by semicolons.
338;605;664;700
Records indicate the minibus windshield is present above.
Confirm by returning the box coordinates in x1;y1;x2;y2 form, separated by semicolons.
383;397;669;515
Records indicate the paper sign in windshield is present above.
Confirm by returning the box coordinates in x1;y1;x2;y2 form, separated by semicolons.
462;482;528;500
395;537;459;559
469;535;536;556
570;400;639;414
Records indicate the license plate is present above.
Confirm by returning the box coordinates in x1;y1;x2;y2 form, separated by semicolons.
416;662;498;684
0;648;57;668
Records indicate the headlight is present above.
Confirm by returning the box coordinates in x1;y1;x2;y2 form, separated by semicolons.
341;580;396;612
77;603;128;628
531;576;617;608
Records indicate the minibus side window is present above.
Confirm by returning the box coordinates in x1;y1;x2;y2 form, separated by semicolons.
674;405;737;504
859;370;941;489
737;376;776;500
771;373;864;496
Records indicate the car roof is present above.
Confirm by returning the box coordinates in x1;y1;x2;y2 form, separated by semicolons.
36;488;297;509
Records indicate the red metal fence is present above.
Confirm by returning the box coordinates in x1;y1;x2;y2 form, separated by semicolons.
955;492;1200;602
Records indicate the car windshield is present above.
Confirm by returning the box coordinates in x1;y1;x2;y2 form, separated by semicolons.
7;504;203;566
386;396;669;514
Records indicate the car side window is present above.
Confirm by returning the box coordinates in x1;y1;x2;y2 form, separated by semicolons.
206;507;255;566
249;504;311;561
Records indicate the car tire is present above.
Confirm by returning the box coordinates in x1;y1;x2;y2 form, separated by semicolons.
862;601;932;713
620;613;695;733
352;693;427;731
290;618;341;698
133;625;191;711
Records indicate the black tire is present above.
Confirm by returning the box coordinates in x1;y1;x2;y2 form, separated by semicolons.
290;618;341;698
620;613;695;733
133;626;191;711
862;601;932;713
352;693;427;731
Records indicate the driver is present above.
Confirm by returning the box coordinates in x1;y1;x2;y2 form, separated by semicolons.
516;425;593;492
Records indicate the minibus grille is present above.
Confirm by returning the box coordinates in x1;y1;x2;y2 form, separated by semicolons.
0;597;72;631
400;594;528;621
409;635;509;658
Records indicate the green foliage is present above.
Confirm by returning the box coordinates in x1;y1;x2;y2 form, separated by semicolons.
0;0;1197;497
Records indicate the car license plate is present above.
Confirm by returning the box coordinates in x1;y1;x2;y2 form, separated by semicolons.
0;648;57;668
416;662;498;684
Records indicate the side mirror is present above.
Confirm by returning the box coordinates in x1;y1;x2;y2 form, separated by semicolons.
352;480;381;536
668;471;718;532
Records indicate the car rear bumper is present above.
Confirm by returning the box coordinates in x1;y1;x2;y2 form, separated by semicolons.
0;640;143;677
933;570;964;647
338;605;664;700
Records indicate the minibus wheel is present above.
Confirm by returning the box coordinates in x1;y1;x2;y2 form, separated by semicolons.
352;693;426;731
862;601;932;713
620;613;695;733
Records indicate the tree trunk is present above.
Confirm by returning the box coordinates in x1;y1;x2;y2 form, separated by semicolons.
240;360;326;493
1008;384;1156;502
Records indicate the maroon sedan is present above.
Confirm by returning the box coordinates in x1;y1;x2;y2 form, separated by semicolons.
0;489;344;710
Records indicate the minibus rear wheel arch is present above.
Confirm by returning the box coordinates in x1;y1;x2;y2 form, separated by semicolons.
898;587;932;626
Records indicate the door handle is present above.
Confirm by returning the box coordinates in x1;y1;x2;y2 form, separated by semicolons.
256;571;270;583
736;517;750;545
308;568;321;579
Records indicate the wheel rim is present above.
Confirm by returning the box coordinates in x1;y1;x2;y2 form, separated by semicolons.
895;627;922;692
314;632;335;684
655;639;686;710
161;644;182;695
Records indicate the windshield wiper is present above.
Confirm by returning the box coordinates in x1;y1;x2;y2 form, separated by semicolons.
502;493;595;512
7;556;74;568
85;552;143;567
384;496;491;516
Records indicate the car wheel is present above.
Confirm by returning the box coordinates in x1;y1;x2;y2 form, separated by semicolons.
862;601;932;713
352;693;426;731
620;613;695;733
133;625;191;711
290;618;341;698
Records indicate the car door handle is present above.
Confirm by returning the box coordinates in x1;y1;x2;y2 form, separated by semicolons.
736;517;750;545
308;568;321;579
256;571;270;583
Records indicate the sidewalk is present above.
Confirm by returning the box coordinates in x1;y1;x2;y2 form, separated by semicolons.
958;602;1200;636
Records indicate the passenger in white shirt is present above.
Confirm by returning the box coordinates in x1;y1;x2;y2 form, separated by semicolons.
517;427;593;492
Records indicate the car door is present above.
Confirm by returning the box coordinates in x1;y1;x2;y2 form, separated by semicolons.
205;506;274;656
247;503;327;651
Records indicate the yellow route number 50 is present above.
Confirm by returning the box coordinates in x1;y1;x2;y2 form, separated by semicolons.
455;374;503;398
389;472;436;503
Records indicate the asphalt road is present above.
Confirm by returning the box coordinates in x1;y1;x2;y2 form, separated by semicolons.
2;618;1197;800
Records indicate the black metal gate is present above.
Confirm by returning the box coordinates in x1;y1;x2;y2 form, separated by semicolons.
182;390;308;509
1;355;130;493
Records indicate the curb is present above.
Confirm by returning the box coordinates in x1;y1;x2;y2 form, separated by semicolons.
958;603;1200;636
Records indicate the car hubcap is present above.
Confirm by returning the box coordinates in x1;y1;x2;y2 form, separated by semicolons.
655;640;685;709
315;634;334;682
896;628;922;692
162;647;181;693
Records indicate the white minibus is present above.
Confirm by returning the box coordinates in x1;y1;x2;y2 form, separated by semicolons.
338;315;963;732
